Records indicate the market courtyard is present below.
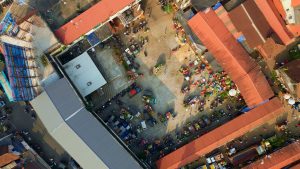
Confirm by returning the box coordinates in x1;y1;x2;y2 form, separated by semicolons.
93;0;245;164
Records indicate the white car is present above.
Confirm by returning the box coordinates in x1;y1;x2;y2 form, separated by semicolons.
141;121;147;129
206;158;212;164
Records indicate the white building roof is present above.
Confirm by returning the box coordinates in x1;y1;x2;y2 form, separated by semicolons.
63;52;106;97
281;0;296;24
30;78;142;169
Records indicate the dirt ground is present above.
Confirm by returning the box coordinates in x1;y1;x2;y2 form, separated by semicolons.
114;0;239;140
116;1;197;139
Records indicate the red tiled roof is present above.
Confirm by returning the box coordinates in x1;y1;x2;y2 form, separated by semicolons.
243;141;300;169
254;0;293;45
188;10;274;107
292;0;300;7
287;24;300;37
256;38;285;69
257;38;285;60
215;5;240;39
55;0;135;45
156;98;284;169
0;153;20;167
273;0;286;18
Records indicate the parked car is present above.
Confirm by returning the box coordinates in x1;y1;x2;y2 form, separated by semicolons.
198;118;206;128
0;115;7;121
141;121;147;130
143;90;157;104
184;95;200;106
128;105;141;118
202;116;211;125
129;84;142;97
194;122;201;131
146;117;157;127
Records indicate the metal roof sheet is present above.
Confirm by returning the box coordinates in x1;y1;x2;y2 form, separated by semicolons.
67;108;142;169
44;78;83;120
31;78;142;169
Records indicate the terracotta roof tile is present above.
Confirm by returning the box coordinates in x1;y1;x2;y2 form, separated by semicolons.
0;153;20;167
273;0;286;18
55;0;135;45
287;24;300;37
292;0;300;7
257;38;285;60
156;98;284;169
188;10;274;107
243;142;300;169
215;5;240;39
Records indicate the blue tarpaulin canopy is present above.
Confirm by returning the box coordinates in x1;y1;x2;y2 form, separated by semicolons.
212;2;222;10
2;43;36;101
86;32;100;47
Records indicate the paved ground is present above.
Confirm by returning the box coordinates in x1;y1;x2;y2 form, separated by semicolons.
90;45;132;108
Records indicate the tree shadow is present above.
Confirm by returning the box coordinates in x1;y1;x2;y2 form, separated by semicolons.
156;53;166;66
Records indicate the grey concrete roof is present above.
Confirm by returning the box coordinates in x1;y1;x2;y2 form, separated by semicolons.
31;78;143;169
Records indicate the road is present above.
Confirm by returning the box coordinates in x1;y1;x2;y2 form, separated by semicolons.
6;100;70;166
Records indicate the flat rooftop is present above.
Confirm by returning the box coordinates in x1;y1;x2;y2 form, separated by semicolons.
63;52;107;97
